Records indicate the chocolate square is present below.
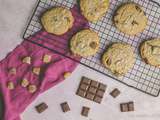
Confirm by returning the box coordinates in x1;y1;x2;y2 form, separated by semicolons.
76;89;86;97
91;81;99;88
81;106;90;117
96;90;105;97
86;93;94;100
99;83;107;91
128;102;134;111
60;102;70;113
110;88;120;98
35;102;48;113
80;84;89;91
88;86;97;94
94;96;102;103
81;77;91;85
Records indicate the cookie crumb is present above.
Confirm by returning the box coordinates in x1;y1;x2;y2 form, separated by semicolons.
43;54;52;63
9;68;16;75
63;72;71;79
22;56;31;64
7;81;15;90
32;67;41;75
21;78;29;87
28;85;37;93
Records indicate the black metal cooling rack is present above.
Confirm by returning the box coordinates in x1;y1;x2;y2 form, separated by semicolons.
23;0;160;97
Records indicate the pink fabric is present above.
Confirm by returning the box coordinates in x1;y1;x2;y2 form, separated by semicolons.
0;5;89;120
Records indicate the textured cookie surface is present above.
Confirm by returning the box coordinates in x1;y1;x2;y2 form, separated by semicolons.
140;39;160;67
80;0;109;22
70;29;99;57
114;3;147;35
102;43;135;76
41;7;74;35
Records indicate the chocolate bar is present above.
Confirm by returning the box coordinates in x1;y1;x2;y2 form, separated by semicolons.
76;77;107;103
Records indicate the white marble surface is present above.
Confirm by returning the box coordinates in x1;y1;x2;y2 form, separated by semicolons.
0;0;160;120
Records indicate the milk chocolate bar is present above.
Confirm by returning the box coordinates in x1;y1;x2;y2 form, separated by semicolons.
76;77;107;103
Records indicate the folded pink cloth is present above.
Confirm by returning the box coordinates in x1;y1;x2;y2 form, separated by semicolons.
0;5;89;120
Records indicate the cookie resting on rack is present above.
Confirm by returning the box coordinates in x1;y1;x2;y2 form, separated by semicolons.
102;43;136;76
70;29;100;57
80;0;109;22
41;7;74;35
113;3;148;35
140;38;160;67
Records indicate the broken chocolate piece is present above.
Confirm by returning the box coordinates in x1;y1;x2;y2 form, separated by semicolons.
135;5;142;13
60;102;70;113
81;106;90;117
152;46;160;55
120;101;135;112
110;88;120;98
90;42;97;49
106;58;112;65
132;20;138;25
36;102;48;113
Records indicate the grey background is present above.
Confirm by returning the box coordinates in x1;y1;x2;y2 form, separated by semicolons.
0;0;160;120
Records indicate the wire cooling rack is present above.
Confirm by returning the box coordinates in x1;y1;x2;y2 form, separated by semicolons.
23;0;160;97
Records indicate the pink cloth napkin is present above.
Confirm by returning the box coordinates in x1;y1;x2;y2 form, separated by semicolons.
0;5;89;120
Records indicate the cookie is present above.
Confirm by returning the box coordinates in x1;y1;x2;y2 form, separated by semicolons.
113;3;148;35
140;38;160;67
102;43;135;76
80;0;109;22
70;29;100;57
41;7;74;35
